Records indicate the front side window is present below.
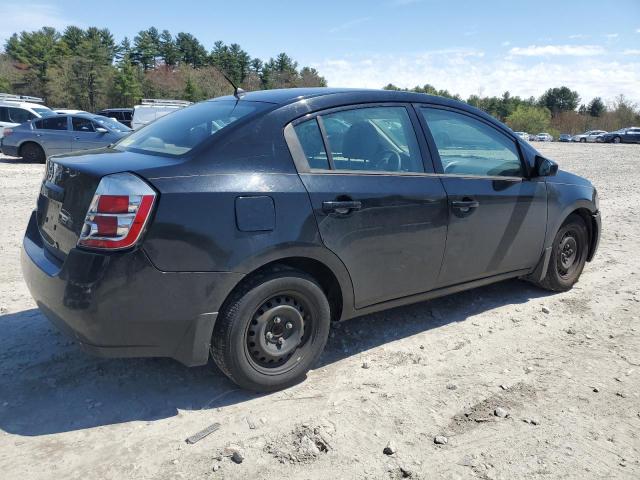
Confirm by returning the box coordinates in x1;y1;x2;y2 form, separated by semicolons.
420;107;523;177
92;115;131;132
72;117;95;132
37;116;68;130
320;106;424;173
117;100;269;156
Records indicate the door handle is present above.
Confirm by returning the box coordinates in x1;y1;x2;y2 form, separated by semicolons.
451;199;479;213
322;200;362;215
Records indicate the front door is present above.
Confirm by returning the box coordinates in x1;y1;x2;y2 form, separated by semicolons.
71;116;106;151
417;106;547;287
287;104;449;308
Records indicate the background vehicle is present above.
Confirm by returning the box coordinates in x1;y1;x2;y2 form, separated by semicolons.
131;99;191;130
515;131;529;141
54;109;89;115
536;132;553;142
21;88;600;392
96;108;133;128
1;113;130;162
528;133;536;141
559;133;572;142
572;130;607;143
0;93;55;139
599;127;640;144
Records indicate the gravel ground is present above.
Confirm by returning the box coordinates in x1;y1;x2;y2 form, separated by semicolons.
0;143;638;479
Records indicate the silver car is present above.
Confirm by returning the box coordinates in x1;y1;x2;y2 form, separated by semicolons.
0;113;130;163
572;130;607;143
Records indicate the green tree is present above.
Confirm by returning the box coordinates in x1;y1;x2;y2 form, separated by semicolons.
159;30;178;68
4;27;62;99
588;97;606;117
183;75;201;101
506;105;552;133
175;32;207;68
133;27;161;70
112;54;142;106
538;86;580;116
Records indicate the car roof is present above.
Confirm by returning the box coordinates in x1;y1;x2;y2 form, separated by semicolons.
0;100;49;109
210;87;465;107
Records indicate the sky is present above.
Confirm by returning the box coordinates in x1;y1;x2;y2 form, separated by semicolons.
1;0;639;103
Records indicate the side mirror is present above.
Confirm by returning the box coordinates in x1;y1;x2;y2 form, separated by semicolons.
535;155;558;177
95;127;109;134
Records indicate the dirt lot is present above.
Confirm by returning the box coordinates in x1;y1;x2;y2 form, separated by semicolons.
0;143;638;479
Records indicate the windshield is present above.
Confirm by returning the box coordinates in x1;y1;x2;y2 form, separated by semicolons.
92;115;131;132
34;108;56;117
116;100;269;156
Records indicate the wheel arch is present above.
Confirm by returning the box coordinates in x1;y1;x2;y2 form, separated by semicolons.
18;140;44;157
221;249;355;323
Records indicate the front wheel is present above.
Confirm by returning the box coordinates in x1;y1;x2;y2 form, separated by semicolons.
580;138;586;143
537;214;589;292
612;136;621;144
211;268;331;392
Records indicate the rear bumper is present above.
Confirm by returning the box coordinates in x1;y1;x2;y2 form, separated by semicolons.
21;211;244;366
0;142;19;157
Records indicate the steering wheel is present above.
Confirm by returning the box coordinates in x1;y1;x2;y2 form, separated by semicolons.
378;150;402;171
443;161;459;174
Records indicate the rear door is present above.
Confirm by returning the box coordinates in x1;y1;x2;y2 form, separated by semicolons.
33;116;72;155
416;105;547;287
286;104;449;309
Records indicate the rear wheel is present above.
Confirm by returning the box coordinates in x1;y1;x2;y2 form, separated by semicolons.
612;136;622;144
580;138;586;143
537;214;589;292
211;268;331;392
21;142;45;163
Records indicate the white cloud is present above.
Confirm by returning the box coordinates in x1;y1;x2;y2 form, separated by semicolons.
509;44;605;56
603;33;619;39
312;52;640;103
623;49;640;55
569;34;589;39
0;4;79;46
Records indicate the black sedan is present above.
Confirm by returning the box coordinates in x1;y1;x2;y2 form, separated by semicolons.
21;88;601;391
599;127;640;143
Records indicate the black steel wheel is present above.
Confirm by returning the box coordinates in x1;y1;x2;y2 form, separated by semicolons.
537;214;589;292
211;267;331;392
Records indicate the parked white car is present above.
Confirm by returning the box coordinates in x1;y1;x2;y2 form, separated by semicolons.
54;109;90;115
572;130;607;143
514;131;529;142
535;132;553;142
0;93;55;139
131;99;192;130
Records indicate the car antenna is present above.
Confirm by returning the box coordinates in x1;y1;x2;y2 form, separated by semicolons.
220;71;245;99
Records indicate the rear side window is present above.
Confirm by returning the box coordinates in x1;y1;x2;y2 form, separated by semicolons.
0;107;9;122
323;107;423;173
119;101;268;156
293;119;329;169
36;116;68;130
420;107;523;177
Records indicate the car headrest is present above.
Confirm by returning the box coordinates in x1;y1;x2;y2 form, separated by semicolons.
341;121;380;159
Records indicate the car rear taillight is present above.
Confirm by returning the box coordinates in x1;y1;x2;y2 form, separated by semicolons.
3;128;13;136
78;172;156;250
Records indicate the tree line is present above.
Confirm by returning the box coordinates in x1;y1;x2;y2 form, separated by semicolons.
384;83;640;136
0;26;327;111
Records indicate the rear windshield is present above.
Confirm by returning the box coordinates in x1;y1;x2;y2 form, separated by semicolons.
117;100;268;156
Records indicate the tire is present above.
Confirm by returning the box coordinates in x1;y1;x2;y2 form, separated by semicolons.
580;138;586;143
211;268;331;392
537;214;589;292
612;136;621;144
20;142;45;163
